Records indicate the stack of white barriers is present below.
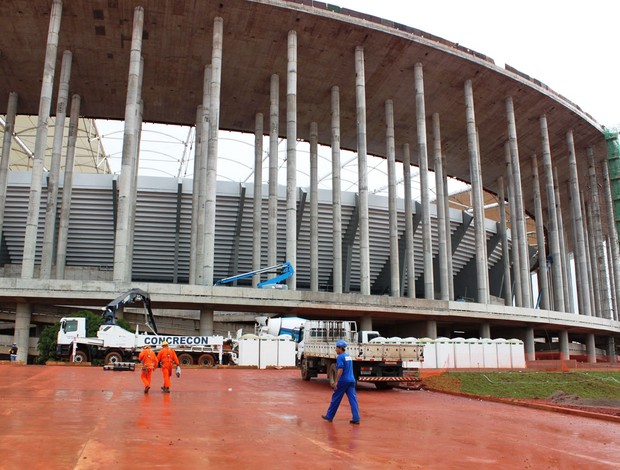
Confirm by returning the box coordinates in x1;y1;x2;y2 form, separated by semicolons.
237;334;297;369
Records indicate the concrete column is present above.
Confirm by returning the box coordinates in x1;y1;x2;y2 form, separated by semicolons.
524;327;535;361
506;97;531;307
602;162;620;321
189;105;204;285
359;315;372;333
479;322;491;339
567;185;585;315
583;197;600;317
355;46;370;295
0;92;18;250
331;86;343;294
586;333;597;364
539;115;565;312
497;176;512;305
204;17;224;286
464;80;488;304
268;74;279;272
608;337;617;363
14;303;31;363
587;148;612;319
607;235;619;321
505;142;522;307
559;330;570;361
553;168;573;312
310;122;319;291
426;320;437;339
285;30;298;290
402;143;416;298
199;308;214;336
113;6;143;283
531;154;549;310
432;114;449;300
41;51;72;279
566;131;591;316
55;94;81;280
415;64;434;299
252;113;264;288
22;0;63;279
385;100;400;297
442;154;454;300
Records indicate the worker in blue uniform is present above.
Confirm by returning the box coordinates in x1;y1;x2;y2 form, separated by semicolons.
322;339;360;424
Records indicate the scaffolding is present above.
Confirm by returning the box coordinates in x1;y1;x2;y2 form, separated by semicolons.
605;128;620;236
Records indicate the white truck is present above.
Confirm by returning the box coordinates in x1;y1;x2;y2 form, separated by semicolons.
56;289;233;367
298;320;423;389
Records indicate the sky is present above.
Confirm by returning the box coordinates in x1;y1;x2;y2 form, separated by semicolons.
98;0;620;193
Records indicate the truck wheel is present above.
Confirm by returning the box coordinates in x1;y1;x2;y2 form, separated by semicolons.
197;354;215;367
375;382;394;390
104;351;123;365
73;350;88;363
300;357;312;381
328;362;338;388
178;353;193;366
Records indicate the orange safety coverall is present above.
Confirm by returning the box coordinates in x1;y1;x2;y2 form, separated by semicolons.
138;347;158;388
156;345;179;389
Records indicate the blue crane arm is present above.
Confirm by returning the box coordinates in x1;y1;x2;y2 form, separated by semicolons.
214;262;294;288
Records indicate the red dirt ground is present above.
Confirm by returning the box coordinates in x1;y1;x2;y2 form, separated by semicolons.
1;364;620;469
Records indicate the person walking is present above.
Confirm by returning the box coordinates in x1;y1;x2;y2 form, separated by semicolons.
138;344;158;393
9;343;18;362
156;341;179;393
322;339;360;424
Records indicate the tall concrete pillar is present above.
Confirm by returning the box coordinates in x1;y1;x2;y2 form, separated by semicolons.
479;322;491;339
385;100;400;297
41;51;72;279
268;74;279;271
22;0;63;279
608;337;617;363
415;64;434;299
309;122;319;291
540;115;565;312
531;154;549;310
0;92;18;250
583;197;600;317
506;97;531;307
426;320;437;339
204;17;224;286
567;186;585;315
559;330;570;360
464;80;488;304
199;308;214;336
442;153;454;300
331;86;343;294
252;113;264;288
402;143;416;298
524;327;535;361
355;46;370;295
14;303;31;363
497;176;512;305
285;30;298;290
553;168;573;312
607;236;619;321
505;142;522;307
602;162;620;321
587;148;611;319
55;94;81;280
586;333;596;364
566;131;591;316
432;113;449;301
359;315;372;333
113;6;143;283
190;105;204;285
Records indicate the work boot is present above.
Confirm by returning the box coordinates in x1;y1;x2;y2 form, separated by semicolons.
144;386;150;394
164;387;170;393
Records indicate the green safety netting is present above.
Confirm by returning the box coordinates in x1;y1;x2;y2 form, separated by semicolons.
605;128;620;235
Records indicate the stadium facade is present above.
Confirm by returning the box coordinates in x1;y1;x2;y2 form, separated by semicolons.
0;0;619;363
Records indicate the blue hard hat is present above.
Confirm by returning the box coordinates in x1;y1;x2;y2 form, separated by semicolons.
336;339;347;348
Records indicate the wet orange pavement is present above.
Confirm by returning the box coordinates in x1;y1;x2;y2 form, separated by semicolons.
1;364;619;469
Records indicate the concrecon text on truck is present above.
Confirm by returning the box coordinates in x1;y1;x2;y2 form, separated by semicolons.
56;288;235;366
297;320;423;389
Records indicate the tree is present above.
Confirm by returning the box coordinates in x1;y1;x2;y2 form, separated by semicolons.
37;310;133;364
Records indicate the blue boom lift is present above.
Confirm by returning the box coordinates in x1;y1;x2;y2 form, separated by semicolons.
213;261;295;288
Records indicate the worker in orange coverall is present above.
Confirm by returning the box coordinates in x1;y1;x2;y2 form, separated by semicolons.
138;344;158;394
156;341;179;393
